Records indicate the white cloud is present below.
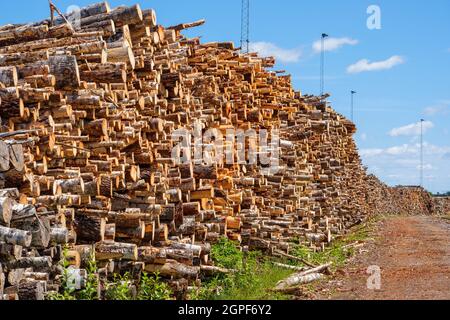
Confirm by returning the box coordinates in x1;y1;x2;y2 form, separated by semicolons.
347;56;404;74
361;142;450;158
389;121;434;137
360;148;384;157
417;164;434;171
312;37;358;53
423;100;450;116
249;42;301;63
360;143;450;192
385;144;418;155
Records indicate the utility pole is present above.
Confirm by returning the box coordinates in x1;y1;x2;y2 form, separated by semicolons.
351;91;357;122
241;0;250;53
420;119;424;188
320;33;329;96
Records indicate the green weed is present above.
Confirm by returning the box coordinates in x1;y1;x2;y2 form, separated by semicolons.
137;272;172;300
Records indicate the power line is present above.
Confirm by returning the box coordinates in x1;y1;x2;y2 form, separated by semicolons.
320;33;329;96
241;0;250;53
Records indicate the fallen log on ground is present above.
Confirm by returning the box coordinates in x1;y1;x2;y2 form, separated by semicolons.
274;263;332;291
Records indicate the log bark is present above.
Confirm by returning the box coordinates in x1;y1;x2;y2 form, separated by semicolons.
0;141;10;172
74;214;106;243
7;256;52;271
11;215;51;248
0;263;4;299
144;259;199;279
0;196;13;225
49;227;69;245
74;245;95;268
0;66;17;87
0;243;22;261
48;55;80;89
0;225;32;247
95;242;138;261
17;279;46;300
274;273;325;291
274;263;331;290
8;144;24;172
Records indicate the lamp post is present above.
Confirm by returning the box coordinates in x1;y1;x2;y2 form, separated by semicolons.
351;91;357;122
320;33;329;97
420;119;424;188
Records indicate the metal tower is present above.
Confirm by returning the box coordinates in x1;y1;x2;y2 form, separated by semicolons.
241;0;250;53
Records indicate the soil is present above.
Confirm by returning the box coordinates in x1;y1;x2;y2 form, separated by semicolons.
314;216;450;300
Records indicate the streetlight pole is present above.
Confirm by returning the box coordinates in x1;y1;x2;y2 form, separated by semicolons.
420;119;424;188
320;33;329;97
351;91;357;122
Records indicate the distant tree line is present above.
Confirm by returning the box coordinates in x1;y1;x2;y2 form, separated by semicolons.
433;191;450;197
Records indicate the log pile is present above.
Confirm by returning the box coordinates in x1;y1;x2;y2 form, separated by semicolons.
0;1;443;300
387;187;434;216
433;197;450;216
0;185;69;300
365;175;436;216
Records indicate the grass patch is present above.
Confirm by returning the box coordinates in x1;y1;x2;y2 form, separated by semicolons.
193;238;294;300
194;217;380;300
292;217;379;271
47;248;172;301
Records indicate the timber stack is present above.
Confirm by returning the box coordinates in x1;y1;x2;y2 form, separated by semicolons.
365;175;436;216
0;1;440;300
433;197;450;216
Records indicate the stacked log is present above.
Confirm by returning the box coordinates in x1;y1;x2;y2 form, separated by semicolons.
0;185;69;300
433;197;450;216
0;1;443;299
365;175;436;216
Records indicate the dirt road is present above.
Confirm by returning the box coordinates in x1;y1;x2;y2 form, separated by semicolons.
323;216;450;300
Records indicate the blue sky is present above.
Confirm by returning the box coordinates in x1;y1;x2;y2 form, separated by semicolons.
1;0;449;192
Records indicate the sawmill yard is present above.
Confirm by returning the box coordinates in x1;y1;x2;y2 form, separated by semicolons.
0;1;449;302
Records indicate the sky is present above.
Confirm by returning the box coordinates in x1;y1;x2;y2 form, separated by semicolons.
1;0;449;193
